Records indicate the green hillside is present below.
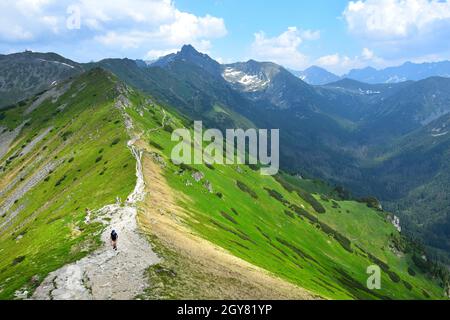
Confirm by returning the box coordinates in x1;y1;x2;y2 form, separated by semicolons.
0;69;447;300
0;69;135;299
124;86;447;299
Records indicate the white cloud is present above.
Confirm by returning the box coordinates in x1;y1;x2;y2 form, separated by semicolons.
343;0;450;59
316;48;385;75
0;0;227;60
316;54;341;67
250;27;320;70
146;48;178;60
361;47;375;60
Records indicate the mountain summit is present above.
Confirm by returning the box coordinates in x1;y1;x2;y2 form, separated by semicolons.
0;51;83;108
291;66;340;85
151;44;221;76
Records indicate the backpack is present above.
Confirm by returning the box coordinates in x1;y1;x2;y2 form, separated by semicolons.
111;230;118;241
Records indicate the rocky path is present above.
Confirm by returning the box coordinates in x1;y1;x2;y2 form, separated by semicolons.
32;140;160;300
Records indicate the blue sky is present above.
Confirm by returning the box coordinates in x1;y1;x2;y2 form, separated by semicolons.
1;0;450;74
175;0;358;63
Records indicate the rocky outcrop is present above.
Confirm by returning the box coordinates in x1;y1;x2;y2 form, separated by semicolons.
19;127;52;157
192;171;204;182
0;160;62;234
0;122;27;160
25;82;71;114
204;180;213;193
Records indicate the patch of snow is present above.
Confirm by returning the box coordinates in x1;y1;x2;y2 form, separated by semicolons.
385;75;407;83
358;88;381;95
431;131;448;137
36;58;75;69
222;67;269;92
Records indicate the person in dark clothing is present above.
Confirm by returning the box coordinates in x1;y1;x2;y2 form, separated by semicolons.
111;230;118;251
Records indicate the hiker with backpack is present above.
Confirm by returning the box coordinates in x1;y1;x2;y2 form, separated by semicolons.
111;230;118;251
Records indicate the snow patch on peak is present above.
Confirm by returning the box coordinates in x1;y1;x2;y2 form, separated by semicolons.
222;67;269;92
358;88;381;95
36;58;75;69
385;75;407;83
431;131;448;137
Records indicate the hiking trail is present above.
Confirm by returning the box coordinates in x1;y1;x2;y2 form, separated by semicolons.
32;138;159;300
32;95;162;299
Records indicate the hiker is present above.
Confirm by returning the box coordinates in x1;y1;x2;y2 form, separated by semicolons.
111;230;118;251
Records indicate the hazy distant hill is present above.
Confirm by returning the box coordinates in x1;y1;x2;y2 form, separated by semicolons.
290;66;340;85
345;61;450;84
292;61;450;85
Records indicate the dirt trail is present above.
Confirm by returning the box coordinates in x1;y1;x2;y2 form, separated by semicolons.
32;140;160;300
139;146;318;300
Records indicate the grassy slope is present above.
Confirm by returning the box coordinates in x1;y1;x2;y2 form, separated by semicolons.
0;69;135;299
125;95;446;300
0;68;445;300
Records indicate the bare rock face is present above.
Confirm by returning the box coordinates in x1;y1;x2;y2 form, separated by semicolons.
0;159;62;234
204;180;213;193
0;122;27;160
149;152;166;168
192;171;204;182
25;81;72;114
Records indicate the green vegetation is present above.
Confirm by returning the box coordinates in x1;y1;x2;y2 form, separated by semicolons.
124;97;447;300
0;66;447;300
0;69;135;299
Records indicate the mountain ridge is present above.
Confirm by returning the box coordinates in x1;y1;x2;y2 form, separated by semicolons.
0;51;84;109
289;60;450;85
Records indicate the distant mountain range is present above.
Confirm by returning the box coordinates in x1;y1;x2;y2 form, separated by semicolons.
291;61;450;85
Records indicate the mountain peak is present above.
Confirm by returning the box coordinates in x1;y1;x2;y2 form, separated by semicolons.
291;65;340;85
180;44;197;54
305;65;327;72
178;44;210;61
356;66;377;72
151;44;221;76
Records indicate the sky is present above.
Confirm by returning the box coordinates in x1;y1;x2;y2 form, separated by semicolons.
1;0;450;74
